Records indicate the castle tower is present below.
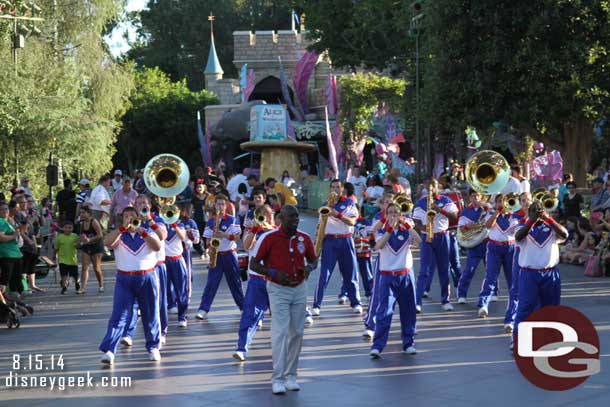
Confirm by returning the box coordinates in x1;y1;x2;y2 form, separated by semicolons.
204;12;223;89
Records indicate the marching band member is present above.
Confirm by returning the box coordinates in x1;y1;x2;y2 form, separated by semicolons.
180;203;199;298
456;189;489;303
196;194;244;319
312;179;362;316
369;202;421;358
503;192;531;332
99;207;162;365
512;200;567;350
477;195;518;318
120;195;169;347
233;204;275;362
440;175;464;289
413;179;458;312
163;200;190;327
363;192;394;339
243;189;266;231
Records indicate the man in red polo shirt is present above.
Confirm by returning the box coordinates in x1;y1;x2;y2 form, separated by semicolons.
250;205;317;395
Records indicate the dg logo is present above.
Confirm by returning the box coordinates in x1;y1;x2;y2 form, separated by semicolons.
514;305;600;391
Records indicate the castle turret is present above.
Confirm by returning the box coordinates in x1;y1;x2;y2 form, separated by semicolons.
204;13;224;89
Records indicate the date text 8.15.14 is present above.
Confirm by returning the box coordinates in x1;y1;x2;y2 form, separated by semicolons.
12;354;65;371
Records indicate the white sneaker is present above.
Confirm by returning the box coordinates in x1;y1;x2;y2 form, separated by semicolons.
478;306;488;318
415;305;422;314
98;287;105;293
195;310;208;320
101;351;114;365
257;319;263;328
369;349;381;359
311;307;320;316
305;316;314;325
362;329;374;340
491;295;498;302
457;297;466;304
441;303;454;312
119;336;133;347
403;346;417;355
353;305;363;314
233;351;246;362
422;291;429;298
178;320;188;328
272;382;287;394
160;336;167;345
148;348;161;362
285;378;301;391
338;295;348;305
168;307;178;314
504;324;513;334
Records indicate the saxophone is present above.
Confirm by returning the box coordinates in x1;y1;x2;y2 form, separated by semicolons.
314;191;339;258
426;188;436;243
208;211;221;268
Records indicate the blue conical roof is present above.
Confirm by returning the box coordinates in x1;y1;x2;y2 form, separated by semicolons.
204;36;223;74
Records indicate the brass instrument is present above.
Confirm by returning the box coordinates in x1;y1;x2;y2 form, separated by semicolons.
457;216;489;248
139;207;150;218
426;189;435;243
465;150;510;195
393;193;413;215
314;191;339;258
532;188;547;202
208;211;221;268
502;192;521;213
143;153;190;224
541;193;559;212
130;218;142;229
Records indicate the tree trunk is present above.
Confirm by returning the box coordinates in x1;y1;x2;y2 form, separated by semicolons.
562;120;592;186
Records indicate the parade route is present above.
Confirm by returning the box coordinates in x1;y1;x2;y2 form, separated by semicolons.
1;214;609;407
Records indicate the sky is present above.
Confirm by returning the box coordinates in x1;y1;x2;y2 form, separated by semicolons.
105;0;147;57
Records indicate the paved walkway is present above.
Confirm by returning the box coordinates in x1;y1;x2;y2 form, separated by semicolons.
1;214;609;407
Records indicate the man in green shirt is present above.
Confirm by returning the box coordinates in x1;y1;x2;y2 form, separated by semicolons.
0;201;23;295
55;221;81;294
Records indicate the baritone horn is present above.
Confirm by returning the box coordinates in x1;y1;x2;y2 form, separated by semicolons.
532;187;547;202
465;150;510;195
143;154;190;224
541;193;559;212
502;192;521;212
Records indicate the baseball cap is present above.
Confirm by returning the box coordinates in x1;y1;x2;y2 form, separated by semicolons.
79;178;90;185
114;169;122;176
593;177;604;184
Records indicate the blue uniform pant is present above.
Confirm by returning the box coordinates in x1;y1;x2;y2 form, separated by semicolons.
449;231;462;287
457;241;487;299
478;243;514;308
416;233;451;306
504;247;521;324
364;256;380;330
123;263;168;339
100;271;160;353
199;252;244;313
372;272;417;352
236;277;269;353
513;267;560;336
313;237;361;308
339;256;374;299
166;257;190;322
183;248;193;299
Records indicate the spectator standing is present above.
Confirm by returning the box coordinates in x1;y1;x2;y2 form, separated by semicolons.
18;177;33;197
110;178;138;228
56;179;77;223
511;165;530;193
111;170;123;192
191;182;208;257
0;201;23;295
89;175;112;232
77;206;104;293
390;167;412;197
562;181;583;218
75;179;91;216
347;167;368;203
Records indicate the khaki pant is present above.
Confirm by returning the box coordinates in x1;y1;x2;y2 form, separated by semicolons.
266;281;307;384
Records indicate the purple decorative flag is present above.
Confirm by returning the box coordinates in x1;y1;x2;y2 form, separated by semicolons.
205;123;213;167
243;69;255;102
278;56;303;121
197;111;209;166
325;107;339;178
326;74;338;116
293;51;319;116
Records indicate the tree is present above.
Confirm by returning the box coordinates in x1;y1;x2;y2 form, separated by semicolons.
127;0;295;90
0;0;134;198
420;0;610;184
117;67;219;172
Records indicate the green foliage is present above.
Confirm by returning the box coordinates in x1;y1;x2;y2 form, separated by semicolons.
300;0;414;71
127;0;296;90
338;73;407;138
0;0;134;198
117;67;219;172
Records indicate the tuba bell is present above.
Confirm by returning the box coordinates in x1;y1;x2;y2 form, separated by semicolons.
143;154;190;224
465;150;510;195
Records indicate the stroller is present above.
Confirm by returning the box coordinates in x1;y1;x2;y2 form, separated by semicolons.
0;295;34;329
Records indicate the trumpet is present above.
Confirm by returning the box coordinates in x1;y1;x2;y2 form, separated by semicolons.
393;195;413;215
255;214;266;225
139;207;150;218
130;218;142;229
532;188;547;202
502;192;521;213
160;203;180;224
541;193;559;212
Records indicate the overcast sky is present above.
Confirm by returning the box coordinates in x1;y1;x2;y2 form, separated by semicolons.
106;0;147;57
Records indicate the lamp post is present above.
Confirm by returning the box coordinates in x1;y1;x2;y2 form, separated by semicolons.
1;1;44;184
